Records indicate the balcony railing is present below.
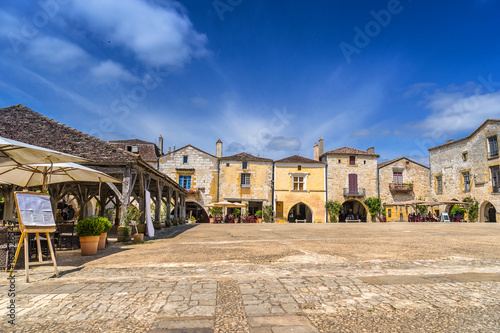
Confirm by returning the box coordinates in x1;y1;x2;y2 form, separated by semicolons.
389;183;413;192
343;188;366;197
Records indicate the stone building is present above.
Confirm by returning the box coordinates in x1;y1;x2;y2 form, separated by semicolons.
429;119;500;222
320;145;379;222
378;157;431;222
158;143;220;222
273;155;326;223
109;139;162;169
219;152;273;215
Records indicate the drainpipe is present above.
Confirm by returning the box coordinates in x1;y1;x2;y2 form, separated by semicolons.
377;166;380;198
272;161;276;220
217;159;220;202
324;155;328;222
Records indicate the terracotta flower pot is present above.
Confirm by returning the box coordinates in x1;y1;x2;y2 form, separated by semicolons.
79;236;100;255
98;232;107;250
209;218;215;224
257;218;263;223
133;233;144;243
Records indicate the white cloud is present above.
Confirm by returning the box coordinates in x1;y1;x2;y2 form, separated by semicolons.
266;137;301;151
90;60;138;83
67;0;208;67
417;88;500;137
25;36;90;69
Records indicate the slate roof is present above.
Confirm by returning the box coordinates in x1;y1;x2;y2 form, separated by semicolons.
322;147;380;157
377;156;429;169
220;152;272;162
109;139;160;162
428;119;500;151
275;155;325;164
0;104;138;164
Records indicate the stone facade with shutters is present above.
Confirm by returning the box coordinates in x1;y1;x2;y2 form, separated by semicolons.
428;119;500;222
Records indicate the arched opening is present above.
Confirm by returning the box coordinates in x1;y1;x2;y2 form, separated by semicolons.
288;202;313;223
186;201;209;223
340;200;367;222
446;199;459;215
479;201;497;223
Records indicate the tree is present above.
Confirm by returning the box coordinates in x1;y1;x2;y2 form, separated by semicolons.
263;205;273;222
364;197;382;222
325;200;343;222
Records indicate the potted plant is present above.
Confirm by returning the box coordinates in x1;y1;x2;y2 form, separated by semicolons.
119;205;142;242
76;218;105;255
234;208;241;223
255;210;263;223
137;223;146;233
153;220;162;229
129;220;144;243
98;217;112;250
209;207;216;223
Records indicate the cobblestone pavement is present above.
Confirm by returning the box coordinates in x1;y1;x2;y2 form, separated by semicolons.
1;223;499;332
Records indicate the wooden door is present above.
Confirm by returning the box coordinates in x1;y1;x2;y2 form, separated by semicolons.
348;174;358;195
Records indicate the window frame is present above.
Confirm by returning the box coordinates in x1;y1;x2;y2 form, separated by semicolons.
463;171;471;192
179;175;191;190
349;156;356;165
183;155;188;164
491;165;500;193
436;175;443;195
241;173;251;187
242;162;248;170
488;136;498;158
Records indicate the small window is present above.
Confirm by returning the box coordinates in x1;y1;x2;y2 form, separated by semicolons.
126;145;132;152
131;146;139;153
183;155;188;164
462;152;468;161
241;173;250;187
488;136;498;158
293;176;304;191
363;160;366;164
179;175;191;190
388;209;392;218
393;172;403;184
298;165;301;171
242;162;248;169
463;172;470;192
436;176;443;195
491;165;500;193
338;159;341;163
226;163;230;167
406;161;410;168
349;156;356;165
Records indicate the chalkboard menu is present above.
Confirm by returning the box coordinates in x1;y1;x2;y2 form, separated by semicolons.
15;192;55;228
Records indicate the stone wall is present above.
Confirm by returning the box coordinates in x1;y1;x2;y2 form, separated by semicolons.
219;161;272;204
429;121;500;222
158;146;219;209
378;158;430;204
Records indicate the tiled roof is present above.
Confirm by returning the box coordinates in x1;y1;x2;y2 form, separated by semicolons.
160;144;217;159
322;147;379;157
220;152;272;162
109;139;155;145
275;155;325;164
0;104;138;163
428;119;500;151
109;139;160;162
377;156;429;169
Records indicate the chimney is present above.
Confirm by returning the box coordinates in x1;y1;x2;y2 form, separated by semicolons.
367;147;375;154
168;146;171;153
318;137;324;156
216;139;223;158
314;142;319;161
158;135;163;155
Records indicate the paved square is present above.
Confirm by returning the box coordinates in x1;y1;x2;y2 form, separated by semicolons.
1;223;500;332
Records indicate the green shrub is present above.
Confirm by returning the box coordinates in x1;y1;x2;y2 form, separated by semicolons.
98;217;112;233
255;210;262;218
263;205;273;222
325;200;343;222
76;218;105;236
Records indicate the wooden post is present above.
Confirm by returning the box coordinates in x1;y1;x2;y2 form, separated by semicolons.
155;180;163;222
167;187;172;220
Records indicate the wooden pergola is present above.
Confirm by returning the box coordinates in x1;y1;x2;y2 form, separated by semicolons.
0;105;187;224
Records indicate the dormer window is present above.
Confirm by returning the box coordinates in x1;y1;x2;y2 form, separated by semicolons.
126;145;132;152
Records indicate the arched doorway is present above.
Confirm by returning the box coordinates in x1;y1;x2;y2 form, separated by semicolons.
479;201;497;222
445;199;460;215
186;202;209;223
288;203;313;223
341;200;367;222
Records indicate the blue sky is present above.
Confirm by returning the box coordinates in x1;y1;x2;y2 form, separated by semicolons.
1;0;500;164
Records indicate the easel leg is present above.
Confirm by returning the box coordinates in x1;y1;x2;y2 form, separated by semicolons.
36;232;43;262
46;232;59;278
24;235;29;283
8;233;25;277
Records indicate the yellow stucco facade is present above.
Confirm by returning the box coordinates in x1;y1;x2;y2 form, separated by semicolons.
274;157;326;223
